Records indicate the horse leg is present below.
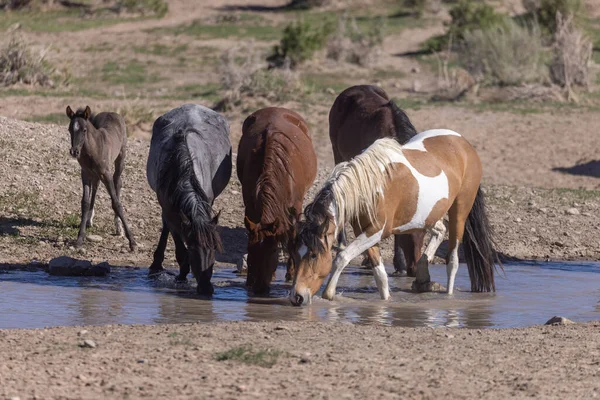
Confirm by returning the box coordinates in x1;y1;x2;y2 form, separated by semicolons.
86;179;99;229
285;240;295;282
423;218;447;263
366;245;390;300
412;230;445;293
323;228;386;300
113;153;125;237
171;232;190;282
149;217;170;274
446;193;472;294
76;172;93;248
392;234;408;275
102;174;137;251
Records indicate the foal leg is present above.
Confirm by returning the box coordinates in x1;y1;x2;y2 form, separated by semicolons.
323;228;387;300
149;217;170;274
392;234;408;275
101;174;137;251
86;179;99;229
76;172;93;248
412;230;445;293
113;153;126;237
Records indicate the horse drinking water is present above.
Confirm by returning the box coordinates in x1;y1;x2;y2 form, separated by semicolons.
329;85;446;276
65;105;136;250
237;107;317;295
290;130;501;306
147;104;232;295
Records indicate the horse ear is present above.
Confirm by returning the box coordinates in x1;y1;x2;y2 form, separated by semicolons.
212;210;221;225
66;106;74;119
244;216;257;232
83;106;91;120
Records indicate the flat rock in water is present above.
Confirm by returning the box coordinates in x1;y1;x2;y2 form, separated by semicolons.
48;256;110;277
545;316;575;326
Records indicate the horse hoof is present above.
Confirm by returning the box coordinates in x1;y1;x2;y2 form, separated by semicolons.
197;284;214;297
322;290;335;301
175;275;188;283
285;272;292;282
412;280;446;293
389;270;407;277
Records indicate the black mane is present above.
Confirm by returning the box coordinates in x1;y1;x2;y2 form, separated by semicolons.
158;129;221;250
388;100;418;144
298;183;335;254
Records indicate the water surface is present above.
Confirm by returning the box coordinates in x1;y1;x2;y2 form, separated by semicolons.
1;262;599;329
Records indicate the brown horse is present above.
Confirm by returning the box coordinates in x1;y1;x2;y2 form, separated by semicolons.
329;85;444;277
289;130;502;306
66;105;136;251
237;107;317;295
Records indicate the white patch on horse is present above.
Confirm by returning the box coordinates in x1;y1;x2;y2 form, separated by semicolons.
384;148;450;232
402;129;461;152
73;121;79;131
372;259;390;300
298;244;308;259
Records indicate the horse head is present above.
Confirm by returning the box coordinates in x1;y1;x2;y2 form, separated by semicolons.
66;105;92;159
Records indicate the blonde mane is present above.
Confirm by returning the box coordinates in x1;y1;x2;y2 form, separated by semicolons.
327;137;402;229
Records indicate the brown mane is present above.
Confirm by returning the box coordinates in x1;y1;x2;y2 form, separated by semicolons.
237;107;317;294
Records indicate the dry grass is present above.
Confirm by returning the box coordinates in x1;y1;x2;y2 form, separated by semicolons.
116;102;156;136
459;19;546;86
326;16;385;67
549;12;592;102
0;36;53;87
216;44;305;110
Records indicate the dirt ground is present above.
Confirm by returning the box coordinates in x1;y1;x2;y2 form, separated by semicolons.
1;0;600;398
1;321;599;399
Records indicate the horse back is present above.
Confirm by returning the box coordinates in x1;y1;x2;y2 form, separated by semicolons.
237;107;317;218
92;112;127;140
329;85;404;162
147;104;232;201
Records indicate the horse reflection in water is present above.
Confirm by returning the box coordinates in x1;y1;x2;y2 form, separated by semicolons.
290;130;503;306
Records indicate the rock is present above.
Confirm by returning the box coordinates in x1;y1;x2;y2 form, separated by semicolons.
274;326;290;331
411;66;420;73
9;397;21;400
566;208;580;215
236;254;248;274
80;339;96;348
86;234;103;243
137;359;147;364
545;316;575;326
445;333;455;339
325;87;335;95
78;330;88;336
538;208;548;214
48;256;110;277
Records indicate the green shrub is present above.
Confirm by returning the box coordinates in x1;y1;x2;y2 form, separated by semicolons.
268;19;334;68
536;0;581;33
459;19;546;86
0;0;31;10
286;0;329;9
424;0;505;52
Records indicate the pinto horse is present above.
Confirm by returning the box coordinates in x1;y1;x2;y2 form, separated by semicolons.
329;85;445;277
289;130;501;306
147;104;232;295
237;107;317;295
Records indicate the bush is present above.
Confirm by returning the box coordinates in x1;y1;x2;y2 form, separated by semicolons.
119;0;168;17
531;0;581;33
424;0;505;52
459;19;546;86
0;0;31;10
549;12;591;98
327;16;385;67
0;36;53;87
400;0;441;17
286;0;329;9
268;19;334;68
218;45;304;109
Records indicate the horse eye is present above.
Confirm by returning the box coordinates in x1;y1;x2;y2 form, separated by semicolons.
310;253;318;261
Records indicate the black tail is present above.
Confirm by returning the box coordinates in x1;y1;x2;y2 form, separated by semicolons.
388;100;418;144
462;186;502;292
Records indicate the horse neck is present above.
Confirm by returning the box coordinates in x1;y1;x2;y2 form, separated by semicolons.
83;121;101;153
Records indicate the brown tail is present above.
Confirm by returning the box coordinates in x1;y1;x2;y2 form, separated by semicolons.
462;186;502;292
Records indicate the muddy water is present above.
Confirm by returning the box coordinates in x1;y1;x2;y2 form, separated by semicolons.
1;262;599;329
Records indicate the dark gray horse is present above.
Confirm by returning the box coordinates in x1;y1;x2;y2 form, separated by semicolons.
147;104;232;296
66;105;136;251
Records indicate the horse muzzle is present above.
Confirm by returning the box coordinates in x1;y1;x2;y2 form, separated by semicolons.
290;287;311;307
70;148;81;158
